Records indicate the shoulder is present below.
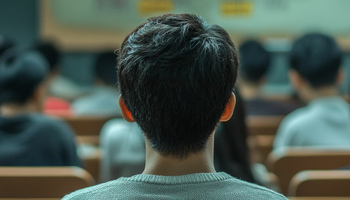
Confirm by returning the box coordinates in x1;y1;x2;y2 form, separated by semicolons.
29;114;74;137
278;105;314;132
223;176;287;199
62;180;124;200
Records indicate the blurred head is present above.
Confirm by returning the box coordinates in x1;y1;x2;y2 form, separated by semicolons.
33;42;61;75
289;33;343;89
95;51;118;86
239;40;270;84
117;14;238;159
0;49;48;106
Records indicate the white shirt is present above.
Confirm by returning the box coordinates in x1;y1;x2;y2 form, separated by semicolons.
99;118;145;182
72;86;121;116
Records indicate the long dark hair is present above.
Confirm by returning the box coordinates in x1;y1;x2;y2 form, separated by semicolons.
214;88;257;184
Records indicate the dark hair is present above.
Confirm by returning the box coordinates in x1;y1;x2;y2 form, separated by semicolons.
33;42;61;72
239;40;270;83
95;51;118;85
0;50;48;105
214;88;257;184
289;33;342;88
117;14;239;159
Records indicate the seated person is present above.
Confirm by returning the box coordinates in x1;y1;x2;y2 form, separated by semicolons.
33;42;73;116
72;51;121;116
274;33;350;150
99;119;145;182
0;49;82;166
64;14;286;199
214;89;257;183
239;40;301;115
215;89;279;191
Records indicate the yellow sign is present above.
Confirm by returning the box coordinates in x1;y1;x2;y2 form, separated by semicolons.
138;0;173;15
221;1;252;16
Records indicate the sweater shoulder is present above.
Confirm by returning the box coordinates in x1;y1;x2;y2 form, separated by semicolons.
63;174;287;200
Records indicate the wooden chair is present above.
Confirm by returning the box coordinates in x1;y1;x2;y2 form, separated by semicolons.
82;148;101;183
249;135;275;163
0;167;94;198
266;147;350;195
77;135;100;146
247;115;284;136
288;170;350;197
64;116;116;136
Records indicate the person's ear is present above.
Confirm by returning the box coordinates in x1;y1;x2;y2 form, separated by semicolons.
220;93;236;122
289;69;304;90
118;95;135;122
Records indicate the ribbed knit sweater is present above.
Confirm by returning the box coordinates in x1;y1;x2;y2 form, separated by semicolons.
63;172;286;199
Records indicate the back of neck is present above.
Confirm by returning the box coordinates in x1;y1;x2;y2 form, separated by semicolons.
142;135;216;176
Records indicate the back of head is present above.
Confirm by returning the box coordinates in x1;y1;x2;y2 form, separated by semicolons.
289;33;342;88
118;14;238;159
95;51;118;86
33;42;61;73
0;49;48;105
239;40;270;83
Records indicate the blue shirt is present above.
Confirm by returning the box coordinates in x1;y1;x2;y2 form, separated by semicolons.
274;96;350;150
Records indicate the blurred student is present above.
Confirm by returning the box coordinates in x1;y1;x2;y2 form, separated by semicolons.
0;49;82;166
214;89;257;183
33;42;73;116
64;14;286;199
99;119;145;182
215;89;279;191
72;51;121;116
239;40;300;115
274;33;350;150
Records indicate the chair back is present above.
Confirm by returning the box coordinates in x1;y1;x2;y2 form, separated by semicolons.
64;116;115;136
247;115;284;136
266;148;350;195
0;167;94;198
289;170;350;197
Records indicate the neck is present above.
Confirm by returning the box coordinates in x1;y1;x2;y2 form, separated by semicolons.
0;101;39;117
301;85;340;103
142;134;216;176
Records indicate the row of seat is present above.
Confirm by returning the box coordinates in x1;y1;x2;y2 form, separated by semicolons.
266;147;350;195
0;167;94;198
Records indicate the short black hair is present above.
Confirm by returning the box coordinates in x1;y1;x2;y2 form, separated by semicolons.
239;40;270;83
118;14;238;159
0;50;48;105
289;33;342;88
95;51;118;86
33;42;61;72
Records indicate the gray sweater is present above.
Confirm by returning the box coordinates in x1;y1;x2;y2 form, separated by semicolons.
63;172;286;199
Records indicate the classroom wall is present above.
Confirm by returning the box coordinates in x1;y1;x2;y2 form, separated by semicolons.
0;0;349;93
0;0;95;85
